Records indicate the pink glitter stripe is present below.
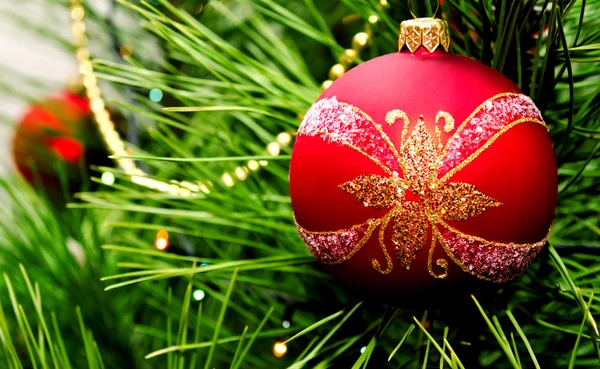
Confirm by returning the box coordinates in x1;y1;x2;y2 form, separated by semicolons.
438;94;543;178
296;222;371;264
440;228;544;282
298;97;402;175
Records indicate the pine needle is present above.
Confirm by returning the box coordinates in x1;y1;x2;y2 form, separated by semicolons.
412;317;465;369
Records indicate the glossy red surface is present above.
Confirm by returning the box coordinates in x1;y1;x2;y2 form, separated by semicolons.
290;49;557;298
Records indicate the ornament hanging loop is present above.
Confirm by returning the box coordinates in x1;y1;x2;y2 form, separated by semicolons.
407;0;441;19
407;0;417;19
432;0;441;19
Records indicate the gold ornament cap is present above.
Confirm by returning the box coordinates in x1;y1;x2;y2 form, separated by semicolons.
399;18;450;53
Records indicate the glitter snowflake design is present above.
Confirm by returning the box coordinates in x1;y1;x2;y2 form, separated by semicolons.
296;94;550;282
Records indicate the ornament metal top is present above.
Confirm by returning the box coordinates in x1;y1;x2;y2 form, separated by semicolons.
399;17;450;53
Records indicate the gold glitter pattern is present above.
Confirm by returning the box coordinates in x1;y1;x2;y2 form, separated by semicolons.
296;94;549;282
435;126;443;150
386;109;411;145
385;110;410;127
423;182;502;222
392;202;428;270
425;230;449;279
340;174;405;209
373;212;394;274
337;115;502;276
436;259;449;278
436;111;455;133
400;116;438;194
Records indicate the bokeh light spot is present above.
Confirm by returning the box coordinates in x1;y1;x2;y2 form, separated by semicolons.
149;88;163;102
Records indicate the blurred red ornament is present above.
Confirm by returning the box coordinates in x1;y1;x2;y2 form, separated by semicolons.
48;137;84;163
289;18;557;299
12;91;108;191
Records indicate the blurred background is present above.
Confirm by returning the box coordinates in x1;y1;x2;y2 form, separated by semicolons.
0;0;75;173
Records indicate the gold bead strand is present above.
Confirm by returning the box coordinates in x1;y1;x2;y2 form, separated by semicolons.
71;0;139;176
70;0;293;195
321;0;389;91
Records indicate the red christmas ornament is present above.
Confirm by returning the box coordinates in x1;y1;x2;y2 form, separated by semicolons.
12;91;106;189
289;18;557;298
